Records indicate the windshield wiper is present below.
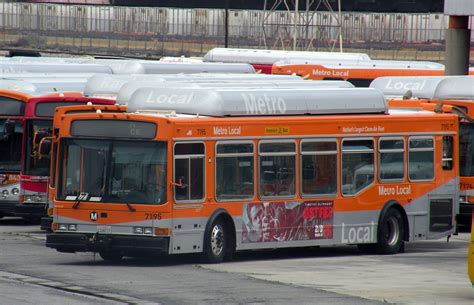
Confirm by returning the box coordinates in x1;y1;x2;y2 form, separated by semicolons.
72;193;90;209
125;202;136;212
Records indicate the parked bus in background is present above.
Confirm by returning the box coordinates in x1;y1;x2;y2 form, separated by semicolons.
42;103;127;231
0;91;29;219
203;47;371;74
271;59;453;87
16;97;116;223
371;76;474;231
46;87;459;262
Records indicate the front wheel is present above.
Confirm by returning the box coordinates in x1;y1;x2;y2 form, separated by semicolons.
376;208;404;254
202;219;227;264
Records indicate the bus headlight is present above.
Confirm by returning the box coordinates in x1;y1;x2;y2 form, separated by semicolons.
68;224;77;231
11;188;19;195
144;227;153;235
133;227;144;234
2;190;9;197
24;194;46;203
58;224;68;231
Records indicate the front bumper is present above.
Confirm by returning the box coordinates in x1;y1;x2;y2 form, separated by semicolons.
0;200;19;216
14;203;47;218
46;233;170;255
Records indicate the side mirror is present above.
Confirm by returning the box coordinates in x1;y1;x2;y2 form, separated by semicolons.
2;120;16;140
38;137;52;159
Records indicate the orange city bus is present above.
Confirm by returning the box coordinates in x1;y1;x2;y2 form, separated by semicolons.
46;87;459;262
371;76;474;231
271;60;474;87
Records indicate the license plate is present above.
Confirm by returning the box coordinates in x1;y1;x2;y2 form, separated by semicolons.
97;225;112;234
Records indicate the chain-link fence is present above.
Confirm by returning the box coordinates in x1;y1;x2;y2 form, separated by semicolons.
0;2;462;61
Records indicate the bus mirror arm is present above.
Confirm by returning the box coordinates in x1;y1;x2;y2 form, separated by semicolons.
38;137;53;159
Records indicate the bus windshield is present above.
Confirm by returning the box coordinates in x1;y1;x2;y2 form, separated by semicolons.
460;123;474;177
24;119;52;176
0;119;23;172
58;139;167;204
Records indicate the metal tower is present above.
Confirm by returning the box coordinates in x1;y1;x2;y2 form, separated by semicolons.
261;0;343;51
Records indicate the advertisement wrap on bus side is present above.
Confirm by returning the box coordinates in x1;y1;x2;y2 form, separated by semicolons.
241;201;334;243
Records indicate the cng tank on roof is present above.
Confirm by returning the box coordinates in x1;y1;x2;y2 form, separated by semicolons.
126;87;387;116
114;79;353;105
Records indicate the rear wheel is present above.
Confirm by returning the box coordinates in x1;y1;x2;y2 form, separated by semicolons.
376;208;404;254
99;251;123;261
202;219;227;264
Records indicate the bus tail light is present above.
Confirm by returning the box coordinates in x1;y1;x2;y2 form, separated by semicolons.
155;227;171;236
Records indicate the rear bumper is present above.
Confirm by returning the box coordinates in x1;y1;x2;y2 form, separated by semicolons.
14;203;47;218
0;200;19;216
46;233;170;255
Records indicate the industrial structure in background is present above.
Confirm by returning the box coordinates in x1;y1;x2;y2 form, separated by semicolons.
0;1;470;60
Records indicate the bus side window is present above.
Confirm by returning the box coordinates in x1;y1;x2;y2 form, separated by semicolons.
259;140;296;198
379;138;405;182
301;139;337;196
442;136;454;170
408;137;434;181
174;142;205;202
341;138;374;196
215;142;254;201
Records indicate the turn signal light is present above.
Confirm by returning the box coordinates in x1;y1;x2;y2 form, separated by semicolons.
51;222;58;232
47;208;53;217
468;196;474;203
155;227;171;236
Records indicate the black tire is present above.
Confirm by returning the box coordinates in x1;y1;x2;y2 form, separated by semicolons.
99;251;123;261
202;219;227;264
376;208;404;254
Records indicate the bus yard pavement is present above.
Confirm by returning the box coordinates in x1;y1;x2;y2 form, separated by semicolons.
0;217;473;305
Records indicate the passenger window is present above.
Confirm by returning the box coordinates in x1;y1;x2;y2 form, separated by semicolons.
341;139;374;196
215;142;254;201
409;137;434;181
379;138;405;182
174;143;205;202
301;140;337;196
442;136;453;170
259;141;296;198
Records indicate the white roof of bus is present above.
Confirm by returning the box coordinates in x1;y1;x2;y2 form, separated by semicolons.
0;77;87;94
275;59;444;70
203;48;371;64
85;73;303;98
433;76;474;100
115;80;354;105
0;79;38;94
80;60;255;74
369;76;449;98
159;56;203;63
127;87;387;116
370;75;474;100
0;62;113;74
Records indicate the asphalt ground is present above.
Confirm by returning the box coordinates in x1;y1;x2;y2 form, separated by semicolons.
0;217;472;305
